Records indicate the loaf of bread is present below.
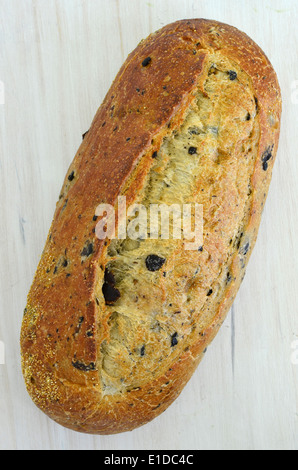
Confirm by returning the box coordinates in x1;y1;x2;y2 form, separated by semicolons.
20;19;282;434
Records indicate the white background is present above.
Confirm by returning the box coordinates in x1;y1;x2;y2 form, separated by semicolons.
0;0;297;450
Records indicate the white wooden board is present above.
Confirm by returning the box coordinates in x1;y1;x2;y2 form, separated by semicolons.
0;0;297;450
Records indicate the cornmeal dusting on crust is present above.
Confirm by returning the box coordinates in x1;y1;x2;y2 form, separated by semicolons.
22;353;62;406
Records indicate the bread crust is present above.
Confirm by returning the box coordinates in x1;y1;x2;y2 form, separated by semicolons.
20;19;281;434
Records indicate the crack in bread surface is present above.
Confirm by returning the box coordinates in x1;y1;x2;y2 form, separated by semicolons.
98;53;260;395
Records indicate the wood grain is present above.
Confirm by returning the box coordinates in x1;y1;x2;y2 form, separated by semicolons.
0;0;297;450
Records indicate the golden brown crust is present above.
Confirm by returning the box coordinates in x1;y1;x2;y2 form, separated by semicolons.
20;19;281;434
